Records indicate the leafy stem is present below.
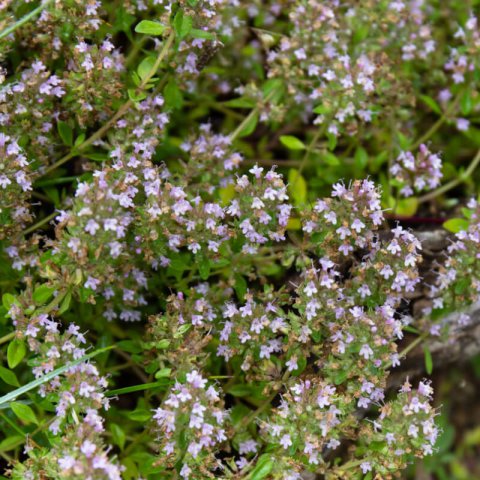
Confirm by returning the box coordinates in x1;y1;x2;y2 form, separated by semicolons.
43;31;176;176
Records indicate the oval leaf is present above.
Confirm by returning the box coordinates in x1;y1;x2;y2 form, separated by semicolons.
135;20;166;36
0;366;20;387
280;135;305;151
249;454;274;480
10;401;38;425
443;218;469;233
7;339;26;369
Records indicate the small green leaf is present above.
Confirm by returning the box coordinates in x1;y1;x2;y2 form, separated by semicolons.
313;104;331;115
234;274;247;300
57;121;73;147
219;184;236;205
397;132;411;150
288;168;307;206
155;368;171;379
198;257;211;280
127;408;151;422
2;294;16;311
280;135;305;151
322;151;340;166
137;56;156;81
0;435;23;452
236;112;258;138
128;88;147;102
10;401;38;425
248;454;274;480
461;91;472;116
393;197;418;216
173;11;193;39
443;218;469;233
0;366;19;387
164;79;184;110
7;339;26;369
156;339;170;350
227;384;254;397
354;147;368;171
286;217;301;230
32;285;55;305
83;152;108;162
419;95;442;115
74;133;86;148
424;346;433;375
190;28;215;40
135;20;166;36
58;291;72;315
111;423;126;450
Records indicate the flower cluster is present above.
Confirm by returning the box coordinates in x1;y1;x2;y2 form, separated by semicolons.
179;123;243;183
8;301;110;435
44;95;168;320
11;0;105;59
426;198;480;330
0;133;33;240
153;371;228;479
5;289;122;480
390;144;443;197
0;60;65;166
264;0;437;135
231;165;291;253
301;179;384;259
217;291;288;374
357;379;438;478
64;39;125;126
11;426;124;480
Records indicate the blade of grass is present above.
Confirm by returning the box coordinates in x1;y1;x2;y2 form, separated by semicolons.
105;380;169;397
0;345;115;408
0;0;54;40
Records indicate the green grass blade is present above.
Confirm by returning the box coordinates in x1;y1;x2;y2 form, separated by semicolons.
0;0;54;40
0;345;114;408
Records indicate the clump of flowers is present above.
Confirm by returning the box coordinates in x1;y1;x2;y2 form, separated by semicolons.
153;371;228;479
63;38;125;126
5;1;480;480
0;133;33;240
390;144;443;197
43;94;168;319
11;0;105;60
301;179;384;259
426;198;480;331
4;288;122;480
0;60;65;166
357;379;439;478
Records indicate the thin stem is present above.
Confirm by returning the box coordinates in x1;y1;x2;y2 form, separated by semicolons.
125;36;149;67
43;31;175;176
297;124;324;179
106;380;166;397
0;0;54;40
411;94;460;150
229;89;277;142
385;332;429;370
229;107;259;142
0;412;27;437
22;211;57;236
418;148;480;204
234;371;290;432
0;332;15;346
243;159;301;167
333;459;364;472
